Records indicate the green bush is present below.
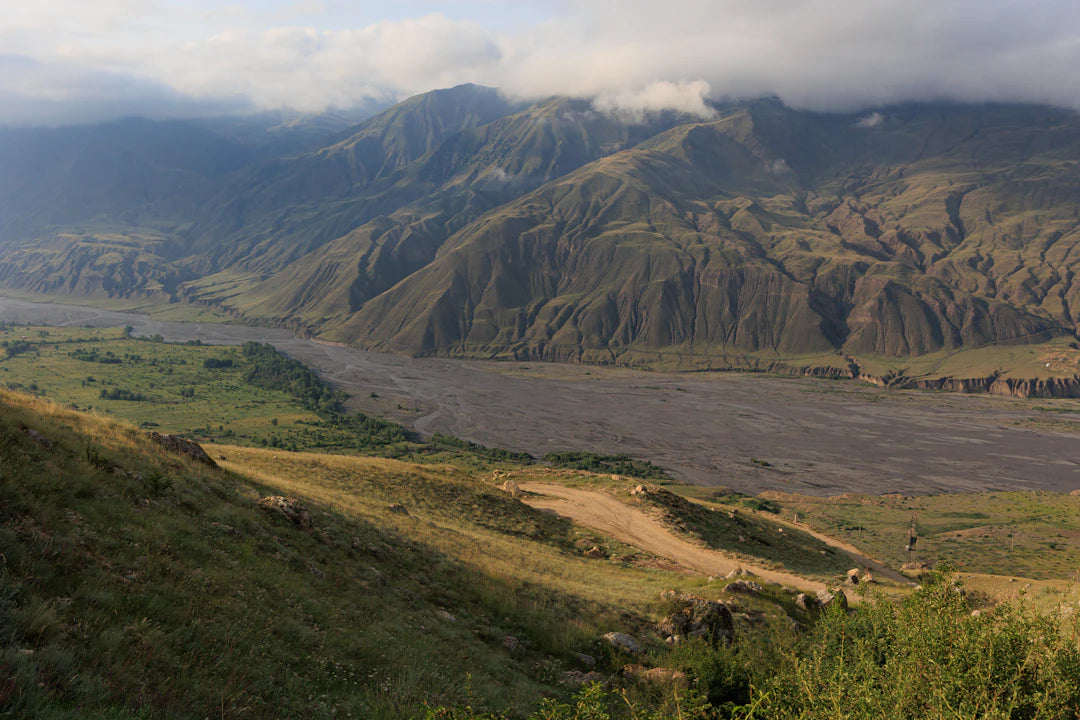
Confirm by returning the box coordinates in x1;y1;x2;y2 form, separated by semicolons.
743;574;1080;719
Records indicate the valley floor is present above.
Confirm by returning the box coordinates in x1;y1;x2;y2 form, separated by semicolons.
3;296;1080;496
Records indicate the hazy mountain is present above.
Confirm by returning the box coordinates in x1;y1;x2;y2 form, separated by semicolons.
2;86;1080;364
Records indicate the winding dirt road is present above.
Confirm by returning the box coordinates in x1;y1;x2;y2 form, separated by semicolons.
519;482;831;594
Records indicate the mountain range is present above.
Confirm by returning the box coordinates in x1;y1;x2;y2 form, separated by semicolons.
3;85;1080;366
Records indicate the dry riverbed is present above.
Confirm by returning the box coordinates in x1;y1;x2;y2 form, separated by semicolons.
2;295;1078;496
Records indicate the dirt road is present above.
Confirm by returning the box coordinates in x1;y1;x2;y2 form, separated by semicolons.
519;482;831;594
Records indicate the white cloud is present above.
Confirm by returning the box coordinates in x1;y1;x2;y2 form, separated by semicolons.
5;1;1080;125
593;81;716;122
855;112;884;128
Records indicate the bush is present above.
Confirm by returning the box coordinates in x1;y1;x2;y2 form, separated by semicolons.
542;452;669;480
744;574;1080;719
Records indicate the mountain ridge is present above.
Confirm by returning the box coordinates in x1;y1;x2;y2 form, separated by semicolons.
2;86;1080;368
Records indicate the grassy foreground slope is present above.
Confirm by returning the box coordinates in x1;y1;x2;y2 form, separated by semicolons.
0;389;745;718
3;389;1080;718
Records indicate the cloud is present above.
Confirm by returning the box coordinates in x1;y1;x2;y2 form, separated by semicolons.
5;1;1080;125
855;112;884;128
0;55;250;126
593;81;716;122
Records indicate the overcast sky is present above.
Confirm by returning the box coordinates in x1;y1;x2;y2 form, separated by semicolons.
3;0;1080;126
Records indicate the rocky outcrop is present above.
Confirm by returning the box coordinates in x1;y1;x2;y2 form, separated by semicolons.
602;632;644;655
886;373;1080;398
725;580;764;596
147;432;218;468
657;591;735;647
257;496;312;530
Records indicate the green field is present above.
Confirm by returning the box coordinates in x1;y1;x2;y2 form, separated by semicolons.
0;325;388;452
760;489;1080;581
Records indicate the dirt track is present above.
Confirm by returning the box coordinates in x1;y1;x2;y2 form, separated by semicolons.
520;482;835;593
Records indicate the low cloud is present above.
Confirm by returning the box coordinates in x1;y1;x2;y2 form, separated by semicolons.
6;1;1080;125
593;80;716;122
855;112;884;128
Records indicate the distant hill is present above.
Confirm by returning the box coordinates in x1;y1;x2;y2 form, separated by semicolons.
3;87;1080;366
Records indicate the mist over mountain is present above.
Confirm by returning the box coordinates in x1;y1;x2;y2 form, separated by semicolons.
2;85;1080;366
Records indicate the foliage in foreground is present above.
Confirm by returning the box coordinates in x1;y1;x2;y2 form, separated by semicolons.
431;575;1080;720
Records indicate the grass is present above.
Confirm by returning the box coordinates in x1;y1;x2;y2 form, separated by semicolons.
4;386;1080;718
0;325;331;448
0;389;727;719
762;489;1080;581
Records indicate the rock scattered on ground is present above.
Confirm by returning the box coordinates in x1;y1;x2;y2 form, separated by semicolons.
726;568;756;579
817;588;848;610
257;495;312;530
602;631;644;655
573;652;596;668
24;428;52;448
503;635;520;652
794;593;818;611
500;479;523;497
147;432;218;468
388;503;409;515
583;546;606;559
724;580;764;596
846;568;861;585
436;610;457;623
657;590;734;647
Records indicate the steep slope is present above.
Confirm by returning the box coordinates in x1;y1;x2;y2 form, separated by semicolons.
331;103;1074;361
219;98;695;324
186;84;520;271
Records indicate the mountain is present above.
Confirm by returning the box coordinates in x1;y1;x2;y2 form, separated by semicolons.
323;101;1080;361
2;87;1080;366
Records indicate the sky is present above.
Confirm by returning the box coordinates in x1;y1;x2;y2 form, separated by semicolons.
2;0;1080;126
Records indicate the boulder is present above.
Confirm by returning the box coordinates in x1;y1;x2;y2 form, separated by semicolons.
388;503;409;515
503;635;520;652
573;652;597;669
257;495;311;529
846;568;860;585
794;593;818;611
656;592;735;647
147;432;218;468
501;479;523;497
583;546;606;559
817;589;848;611
602;632;644;655
724;580;764;596
726;568;756;579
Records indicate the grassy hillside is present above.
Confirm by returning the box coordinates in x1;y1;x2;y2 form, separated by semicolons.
0;389;704;717
4;390;1080;719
